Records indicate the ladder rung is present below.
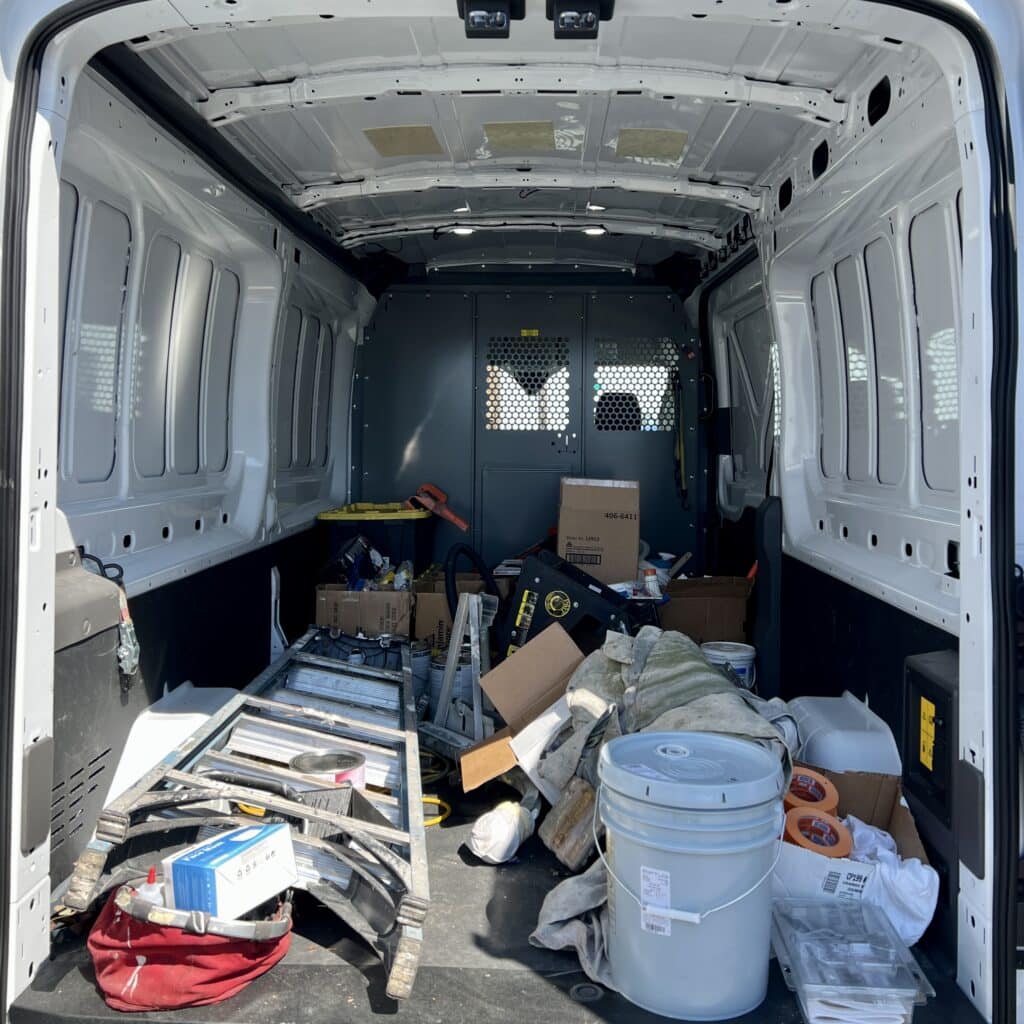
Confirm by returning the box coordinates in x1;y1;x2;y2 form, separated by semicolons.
164;768;411;848
247;693;404;742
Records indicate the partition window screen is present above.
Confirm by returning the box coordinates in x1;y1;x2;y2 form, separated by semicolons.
66;200;131;484
485;335;570;431
810;273;845;479
909;204;960;493
592;337;678;431
202;270;240;473
171;255;214;475
133;236;182;478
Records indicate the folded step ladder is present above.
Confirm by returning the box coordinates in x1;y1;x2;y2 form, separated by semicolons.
419;590;498;759
64;628;429;1000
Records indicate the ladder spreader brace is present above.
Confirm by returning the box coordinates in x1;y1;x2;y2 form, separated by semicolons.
64;627;430;1001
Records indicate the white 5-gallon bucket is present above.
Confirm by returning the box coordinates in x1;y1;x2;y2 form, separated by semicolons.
410;641;432;701
428;652;471;716
598;732;784;1021
701;641;757;689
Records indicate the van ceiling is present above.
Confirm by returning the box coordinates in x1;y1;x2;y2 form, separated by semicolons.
123;9;901;275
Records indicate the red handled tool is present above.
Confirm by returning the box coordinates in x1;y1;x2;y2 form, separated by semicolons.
405;483;470;532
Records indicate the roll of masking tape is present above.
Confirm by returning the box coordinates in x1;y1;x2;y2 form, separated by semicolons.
784;767;839;817
783;807;853;858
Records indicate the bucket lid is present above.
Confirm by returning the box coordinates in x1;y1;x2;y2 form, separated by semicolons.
598;732;784;809
701;641;755;657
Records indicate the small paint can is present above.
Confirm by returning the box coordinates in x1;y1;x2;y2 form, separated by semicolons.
289;750;367;789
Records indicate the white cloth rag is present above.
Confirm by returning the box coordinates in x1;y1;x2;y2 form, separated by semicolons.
529;859;614;989
846;813;939;946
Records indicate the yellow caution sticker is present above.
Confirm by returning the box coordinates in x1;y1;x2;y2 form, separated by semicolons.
919;696;936;771
520;328;540;336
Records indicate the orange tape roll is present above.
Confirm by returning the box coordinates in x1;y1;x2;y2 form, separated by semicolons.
784;768;839;817
783;808;853;858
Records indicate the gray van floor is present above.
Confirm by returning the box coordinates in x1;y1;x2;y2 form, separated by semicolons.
13;786;982;1024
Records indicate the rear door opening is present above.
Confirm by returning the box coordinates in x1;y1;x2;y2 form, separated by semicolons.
0;1;1018;1021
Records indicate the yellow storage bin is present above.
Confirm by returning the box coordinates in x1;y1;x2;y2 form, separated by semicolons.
318;502;432;522
319;502;436;574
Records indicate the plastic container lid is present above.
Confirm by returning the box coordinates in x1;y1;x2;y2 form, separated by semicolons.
598;731;784;809
789;691;901;775
772;900;934;1005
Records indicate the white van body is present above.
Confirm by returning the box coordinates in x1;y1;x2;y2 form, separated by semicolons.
0;1;1020;1020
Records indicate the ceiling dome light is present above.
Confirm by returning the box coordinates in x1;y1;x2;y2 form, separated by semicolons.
582;226;607;236
586;202;606;212
451;226;476;236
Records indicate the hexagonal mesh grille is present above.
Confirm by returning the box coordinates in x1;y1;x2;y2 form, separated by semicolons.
485;336;570;431
593;337;679;431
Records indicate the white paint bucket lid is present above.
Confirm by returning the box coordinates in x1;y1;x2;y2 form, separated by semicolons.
701;641;755;660
599;732;783;810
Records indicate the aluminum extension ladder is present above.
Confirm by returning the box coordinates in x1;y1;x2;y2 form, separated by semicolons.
64;627;429;1001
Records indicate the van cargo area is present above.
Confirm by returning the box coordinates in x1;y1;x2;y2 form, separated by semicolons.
0;1;1018;1023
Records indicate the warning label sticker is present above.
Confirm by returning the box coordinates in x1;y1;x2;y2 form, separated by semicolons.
919;696;936;771
640;866;672;936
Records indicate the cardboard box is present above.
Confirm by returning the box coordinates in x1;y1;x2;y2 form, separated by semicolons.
658;576;753;643
315;584;412;637
772;768;928;906
557;477;640;585
412;572;486;648
460;624;584;791
162;823;298;919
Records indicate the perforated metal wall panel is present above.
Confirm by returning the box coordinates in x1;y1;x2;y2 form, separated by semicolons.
584;292;697;564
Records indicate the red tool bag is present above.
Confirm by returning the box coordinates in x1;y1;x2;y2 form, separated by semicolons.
88;887;292;1012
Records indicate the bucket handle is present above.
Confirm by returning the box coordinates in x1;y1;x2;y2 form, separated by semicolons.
592;786;785;926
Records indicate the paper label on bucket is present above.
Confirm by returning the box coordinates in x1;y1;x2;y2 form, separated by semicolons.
640;866;672;936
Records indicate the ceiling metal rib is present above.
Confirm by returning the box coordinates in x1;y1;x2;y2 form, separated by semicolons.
295;171;761;213
338;215;721;250
196;64;846;127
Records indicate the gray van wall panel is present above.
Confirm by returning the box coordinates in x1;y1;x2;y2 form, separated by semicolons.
358;286;700;567
358;291;476;560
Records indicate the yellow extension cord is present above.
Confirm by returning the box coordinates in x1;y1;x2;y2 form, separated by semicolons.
420;751;452;825
422;795;451;827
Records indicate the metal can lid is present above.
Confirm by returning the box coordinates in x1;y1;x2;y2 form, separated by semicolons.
289;750;366;775
598;731;784;809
